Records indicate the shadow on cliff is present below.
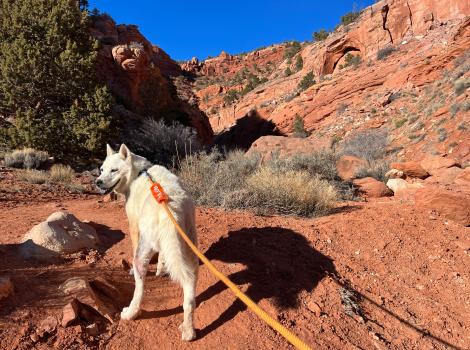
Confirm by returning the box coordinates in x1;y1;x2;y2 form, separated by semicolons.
214;110;283;151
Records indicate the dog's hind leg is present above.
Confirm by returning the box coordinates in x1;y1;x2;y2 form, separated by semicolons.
179;273;197;341
155;253;167;276
121;240;153;321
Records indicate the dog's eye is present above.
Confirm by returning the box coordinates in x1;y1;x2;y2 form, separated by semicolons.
111;168;118;173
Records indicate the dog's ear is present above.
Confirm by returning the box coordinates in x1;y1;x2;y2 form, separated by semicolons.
119;144;131;160
106;144;115;156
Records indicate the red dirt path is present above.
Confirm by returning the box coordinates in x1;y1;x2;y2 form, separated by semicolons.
0;186;469;349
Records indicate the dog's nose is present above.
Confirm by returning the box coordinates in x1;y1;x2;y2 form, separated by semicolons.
96;179;103;187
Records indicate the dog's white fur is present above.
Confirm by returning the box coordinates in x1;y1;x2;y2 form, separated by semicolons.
96;144;198;341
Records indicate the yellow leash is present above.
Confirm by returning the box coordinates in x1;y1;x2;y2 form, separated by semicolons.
146;176;312;350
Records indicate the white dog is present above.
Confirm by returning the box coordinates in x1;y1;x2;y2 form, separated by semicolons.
96;144;198;341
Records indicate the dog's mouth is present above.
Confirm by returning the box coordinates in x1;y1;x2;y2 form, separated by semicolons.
98;178;121;195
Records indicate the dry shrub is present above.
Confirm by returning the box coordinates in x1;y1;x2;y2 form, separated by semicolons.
341;129;388;162
128;119;201;168
49;164;74;184
178;150;260;207
354;160;390;182
17;169;48;184
4;148;49;169
179;149;338;217
236;167;337;216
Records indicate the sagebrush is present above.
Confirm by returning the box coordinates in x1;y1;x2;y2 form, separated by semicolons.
4;148;49;169
178;149;343;217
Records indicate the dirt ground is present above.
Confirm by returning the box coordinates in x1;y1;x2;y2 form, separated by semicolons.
0;173;469;349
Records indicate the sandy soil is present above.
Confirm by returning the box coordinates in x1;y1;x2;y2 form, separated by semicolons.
0;175;469;349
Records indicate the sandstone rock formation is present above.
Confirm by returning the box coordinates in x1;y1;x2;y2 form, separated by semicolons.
390;161;429;179
91;15;213;144
247;135;329;159
353;177;393;198
415;187;470;226
20;211;98;260
185;0;469;159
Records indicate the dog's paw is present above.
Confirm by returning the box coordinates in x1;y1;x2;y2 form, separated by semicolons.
179;323;196;341
120;306;140;321
155;269;169;277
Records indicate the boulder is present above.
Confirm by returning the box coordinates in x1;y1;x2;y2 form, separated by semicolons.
336;156;368;181
415;187;470;226
454;167;470;190
390;161;429;179
0;277;13;300
353;177;393;198
386;178;424;197
424;167;463;185
20;211;98;260
420;155;459;175
62;299;80;327
386;178;409;193
385;169;405;179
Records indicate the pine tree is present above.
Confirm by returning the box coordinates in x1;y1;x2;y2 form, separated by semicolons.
0;0;115;159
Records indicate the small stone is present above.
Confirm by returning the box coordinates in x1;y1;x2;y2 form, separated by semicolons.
30;333;39;343
103;192;118;203
37;316;58;337
120;259;131;271
62;299;80;327
0;276;13;300
85;323;100;336
306;300;322;316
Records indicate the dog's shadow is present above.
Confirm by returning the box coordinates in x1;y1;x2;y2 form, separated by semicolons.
196;226;336;338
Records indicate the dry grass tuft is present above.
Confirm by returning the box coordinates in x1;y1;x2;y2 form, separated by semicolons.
49;164;74;184
244;167;337;216
17;170;49;184
4;148;49;169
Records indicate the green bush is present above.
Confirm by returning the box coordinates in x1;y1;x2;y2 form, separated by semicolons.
295;55;304;71
377;46;396;60
284;41;302;60
298;72;316;91
340;53;362;69
0;0;115;159
313;29;329;42
224;89;239;105
394;118;408;128
285;67;293;77
292;115;309;138
341;11;360;26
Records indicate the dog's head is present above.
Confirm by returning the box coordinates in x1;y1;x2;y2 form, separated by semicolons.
95;144;138;195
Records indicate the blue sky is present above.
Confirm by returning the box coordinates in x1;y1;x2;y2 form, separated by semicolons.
89;1;375;61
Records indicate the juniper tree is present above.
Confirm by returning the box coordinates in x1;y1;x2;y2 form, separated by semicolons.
0;0;115;159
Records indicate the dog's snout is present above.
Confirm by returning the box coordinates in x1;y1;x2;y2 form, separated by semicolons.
96;179;103;187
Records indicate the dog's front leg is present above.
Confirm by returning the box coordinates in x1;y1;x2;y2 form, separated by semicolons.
121;242;152;321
